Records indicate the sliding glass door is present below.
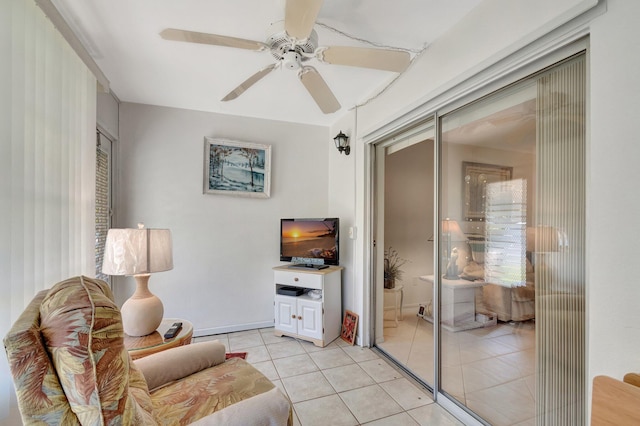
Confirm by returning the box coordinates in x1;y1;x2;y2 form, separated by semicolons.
438;53;586;424
372;51;586;425
373;121;436;389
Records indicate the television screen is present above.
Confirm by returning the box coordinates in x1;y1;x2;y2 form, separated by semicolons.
280;218;339;266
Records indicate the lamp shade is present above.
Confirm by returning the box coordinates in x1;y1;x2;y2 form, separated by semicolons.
102;226;173;276
442;219;466;242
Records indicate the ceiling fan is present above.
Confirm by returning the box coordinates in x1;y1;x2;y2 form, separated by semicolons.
160;0;410;114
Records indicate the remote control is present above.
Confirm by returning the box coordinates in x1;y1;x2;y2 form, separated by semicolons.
163;322;182;339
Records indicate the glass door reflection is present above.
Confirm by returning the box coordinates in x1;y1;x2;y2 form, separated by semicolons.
437;53;586;424
374;123;436;388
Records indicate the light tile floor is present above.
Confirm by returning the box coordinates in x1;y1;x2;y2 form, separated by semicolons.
194;328;464;426
378;311;536;426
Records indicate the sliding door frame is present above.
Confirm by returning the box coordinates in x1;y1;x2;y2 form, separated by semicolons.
370;119;437;389
364;25;591;425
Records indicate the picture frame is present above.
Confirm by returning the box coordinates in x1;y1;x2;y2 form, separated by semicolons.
340;310;358;345
204;137;271;198
462;161;512;221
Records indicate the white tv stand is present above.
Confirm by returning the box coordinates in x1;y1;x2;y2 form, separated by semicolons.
273;265;343;347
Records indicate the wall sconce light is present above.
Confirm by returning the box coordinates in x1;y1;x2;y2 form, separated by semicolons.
333;131;350;155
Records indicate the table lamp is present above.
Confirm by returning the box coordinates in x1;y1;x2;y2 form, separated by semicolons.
102;223;173;336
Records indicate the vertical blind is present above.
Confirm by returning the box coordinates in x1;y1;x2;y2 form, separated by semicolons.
535;54;586;425
0;0;96;419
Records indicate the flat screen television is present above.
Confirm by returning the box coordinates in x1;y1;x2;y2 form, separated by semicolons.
280;218;339;267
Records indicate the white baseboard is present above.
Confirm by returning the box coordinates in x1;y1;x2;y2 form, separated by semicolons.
194;321;363;347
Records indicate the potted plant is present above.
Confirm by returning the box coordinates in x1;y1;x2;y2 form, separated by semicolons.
384;247;407;289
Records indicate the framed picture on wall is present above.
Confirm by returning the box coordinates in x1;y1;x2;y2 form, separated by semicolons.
340;310;359;345
462;162;512;221
204;137;271;198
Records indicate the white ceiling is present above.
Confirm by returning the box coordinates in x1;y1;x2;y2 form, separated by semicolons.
51;0;481;126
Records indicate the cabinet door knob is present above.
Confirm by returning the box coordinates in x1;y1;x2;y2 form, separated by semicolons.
294;277;299;282
291;314;296;319
297;316;302;320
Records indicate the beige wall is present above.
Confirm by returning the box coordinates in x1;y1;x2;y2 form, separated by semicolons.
115;103;332;335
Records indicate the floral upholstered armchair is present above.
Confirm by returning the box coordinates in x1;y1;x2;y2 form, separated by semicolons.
4;276;292;425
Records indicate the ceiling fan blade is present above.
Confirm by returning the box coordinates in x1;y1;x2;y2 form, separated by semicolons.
299;67;340;114
320;46;411;73
221;64;277;101
160;28;266;51
285;0;324;40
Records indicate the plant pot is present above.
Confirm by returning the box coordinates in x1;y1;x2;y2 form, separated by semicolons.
384;278;395;289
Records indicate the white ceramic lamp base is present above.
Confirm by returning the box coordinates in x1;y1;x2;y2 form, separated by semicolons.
121;274;164;337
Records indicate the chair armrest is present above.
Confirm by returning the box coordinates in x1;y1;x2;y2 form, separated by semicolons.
133;340;226;390
624;373;640;388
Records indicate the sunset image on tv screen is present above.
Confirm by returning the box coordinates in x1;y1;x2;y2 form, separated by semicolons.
282;220;337;260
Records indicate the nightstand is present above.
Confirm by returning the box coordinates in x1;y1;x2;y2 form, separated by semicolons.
419;275;487;331
124;318;193;360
